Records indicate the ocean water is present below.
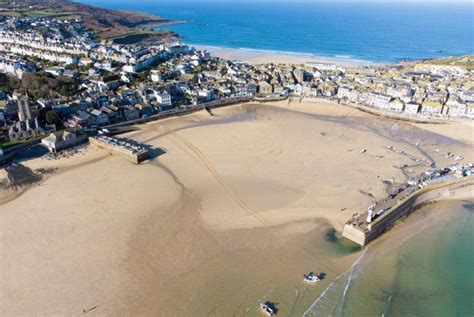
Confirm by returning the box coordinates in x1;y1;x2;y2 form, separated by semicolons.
304;200;474;317
79;1;473;63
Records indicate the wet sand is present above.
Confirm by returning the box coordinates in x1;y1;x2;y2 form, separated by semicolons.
1;100;472;316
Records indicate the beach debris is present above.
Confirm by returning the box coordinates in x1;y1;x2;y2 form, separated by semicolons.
376;155;384;159
340;207;347;212
360;149;367;154
435;149;440;152
83;306;98;314
455;156;464;161
320;132;327;136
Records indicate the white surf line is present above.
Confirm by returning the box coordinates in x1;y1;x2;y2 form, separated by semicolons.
336;247;366;316
302;248;368;317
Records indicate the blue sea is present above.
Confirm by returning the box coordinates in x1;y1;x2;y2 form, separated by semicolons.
78;1;473;63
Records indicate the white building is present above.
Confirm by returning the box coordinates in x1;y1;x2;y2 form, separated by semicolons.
155;91;172;107
363;92;392;109
151;70;161;83
307;63;337;71
404;101;420;115
388;98;405;112
421;101;444;116
0;56;26;78
337;87;352;99
42;130;87;153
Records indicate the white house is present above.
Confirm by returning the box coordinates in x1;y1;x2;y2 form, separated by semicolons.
364;92;392;109
0;57;26;78
465;104;474;118
41;130;87;153
307;63;337;71
421;101;444;116
151;70;161;83
388;98;405;112
337;87;352;100
155;91;172;107
404;101;420;115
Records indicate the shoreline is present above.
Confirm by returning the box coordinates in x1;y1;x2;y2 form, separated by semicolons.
308;199;473;316
193;44;376;67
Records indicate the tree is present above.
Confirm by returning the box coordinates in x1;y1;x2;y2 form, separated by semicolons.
45;109;60;125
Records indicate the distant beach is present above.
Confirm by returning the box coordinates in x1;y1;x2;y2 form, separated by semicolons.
193;45;373;67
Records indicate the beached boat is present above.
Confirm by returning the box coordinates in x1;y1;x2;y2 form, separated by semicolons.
259;302;275;316
303;272;320;283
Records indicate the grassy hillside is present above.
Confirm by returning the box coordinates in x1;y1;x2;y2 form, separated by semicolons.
0;0;176;40
421;55;474;71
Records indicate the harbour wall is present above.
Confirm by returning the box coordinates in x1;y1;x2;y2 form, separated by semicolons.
342;177;474;246
89;137;148;164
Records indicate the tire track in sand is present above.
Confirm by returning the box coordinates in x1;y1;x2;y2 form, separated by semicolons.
167;132;267;225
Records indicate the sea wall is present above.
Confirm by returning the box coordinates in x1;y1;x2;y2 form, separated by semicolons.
105;96;253;129
342;177;474;246
254;95;288;102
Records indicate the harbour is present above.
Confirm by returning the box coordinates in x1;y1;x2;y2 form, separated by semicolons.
343;164;474;246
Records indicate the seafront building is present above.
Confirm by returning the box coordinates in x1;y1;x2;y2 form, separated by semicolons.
42;130;88;153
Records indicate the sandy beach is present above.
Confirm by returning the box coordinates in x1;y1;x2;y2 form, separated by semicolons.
193;45;373;67
1;100;472;316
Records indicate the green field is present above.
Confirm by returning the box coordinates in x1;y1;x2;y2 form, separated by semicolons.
422;55;474;71
107;30;173;44
0;140;25;149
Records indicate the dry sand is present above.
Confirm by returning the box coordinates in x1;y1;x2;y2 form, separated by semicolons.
193;45;372;67
1;100;472;316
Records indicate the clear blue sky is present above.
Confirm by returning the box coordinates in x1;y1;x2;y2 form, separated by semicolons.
88;0;472;2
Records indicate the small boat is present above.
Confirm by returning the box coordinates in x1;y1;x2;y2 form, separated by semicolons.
303;272;320;283
260;302;275;316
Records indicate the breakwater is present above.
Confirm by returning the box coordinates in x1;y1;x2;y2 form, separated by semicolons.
342;177;474;246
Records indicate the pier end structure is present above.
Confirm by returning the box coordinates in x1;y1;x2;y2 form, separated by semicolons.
89;136;149;164
342;177;474;246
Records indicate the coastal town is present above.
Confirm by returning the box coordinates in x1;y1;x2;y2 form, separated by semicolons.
1;1;473;316
0;14;473;163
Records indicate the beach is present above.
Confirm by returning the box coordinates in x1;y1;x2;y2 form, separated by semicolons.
193;45;372;67
1;100;473;316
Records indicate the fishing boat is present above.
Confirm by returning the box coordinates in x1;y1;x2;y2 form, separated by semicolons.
303;272;320;283
260;302;275;316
